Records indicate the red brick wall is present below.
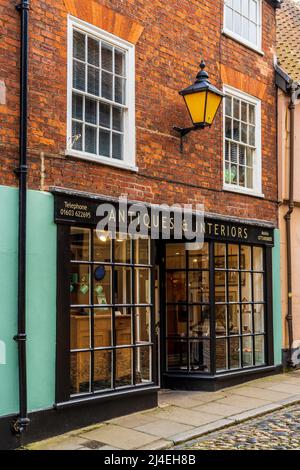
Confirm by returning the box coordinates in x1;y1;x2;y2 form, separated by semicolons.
0;0;278;223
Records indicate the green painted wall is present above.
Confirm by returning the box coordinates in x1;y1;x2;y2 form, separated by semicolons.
0;186;56;416
272;229;282;365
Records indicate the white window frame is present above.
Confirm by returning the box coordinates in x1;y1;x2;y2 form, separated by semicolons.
66;15;137;171
223;0;263;54
223;84;263;198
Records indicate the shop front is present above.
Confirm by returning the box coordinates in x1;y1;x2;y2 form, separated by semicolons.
53;189;279;414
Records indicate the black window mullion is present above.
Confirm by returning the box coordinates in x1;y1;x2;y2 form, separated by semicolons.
251;245;255;366
132;239;136;386
209;241;216;375
90;229;95;392
186;247;190;372
225;244;230;370
239;244;243;369
112;239;116;389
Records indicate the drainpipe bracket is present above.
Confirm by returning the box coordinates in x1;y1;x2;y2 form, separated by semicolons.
16;1;30;12
14;165;28;176
12;417;30;435
13;333;27;342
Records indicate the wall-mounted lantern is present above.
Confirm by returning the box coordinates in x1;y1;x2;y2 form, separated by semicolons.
174;60;224;152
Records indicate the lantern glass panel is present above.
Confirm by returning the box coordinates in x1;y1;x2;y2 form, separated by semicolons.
183;91;207;125
205;91;222;125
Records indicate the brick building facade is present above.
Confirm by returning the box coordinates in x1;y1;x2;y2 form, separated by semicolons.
0;0;282;449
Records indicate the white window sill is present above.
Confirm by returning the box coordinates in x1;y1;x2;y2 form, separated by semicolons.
65;150;138;172
222;29;264;56
223;184;264;199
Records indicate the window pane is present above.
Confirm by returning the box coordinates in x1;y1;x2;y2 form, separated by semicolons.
246;166;253;188
167;340;187;370
88;37;99;66
99;129;110;157
70;308;91;349
253;246;263;271
241;17;249;41
113;107;123;132
112;133;123;160
241;122;248;143
241;272;252;302
225;141;230;162
115;235;131;263
241;245;251;269
94;350;112;391
116;348;133;387
135;268;151;304
216;305;227;336
228;244;239;269
93;265;111;305
70;264;90;305
135;306;151;343
255;336;265;365
115;49;125;76
73;31;85;61
249;104;255;124
101;71;113;100
254;304;265;333
233;98;240;119
225;161;230;184
71;227;90;261
85;125;97;154
189;305;210;337
94;230;111;262
115;76;125;104
114;266;132;304
241;101;247;122
189;271;210;303
229;304;240;335
225;6;233;31
233;11;241;35
249;0;257;22
87;66;99;96
167;304;187;337
225;95;232;116
249;125;255;146
229;337;241;369
216;338;228;371
72;93;83;120
215;272;226;302
190;340;210;372
101;43;113;71
225;117;232;139
72;121;83;150
242;336;253;367
233;119;240;141
136;346;151;383
70;351;90;395
253;272;264;302
166;271;186;303
231;143;238;163
242;304;253;334
99;102;111;128
135;238;150;265
233;0;240;10
73;60;85;91
166;244;185;269
94;308;112;347
239;145;246;165
246;147;253;166
215;243;226;268
115;309;132;345
230;164;237;184
239;165;245;187
85;98;97;124
188;242;209;269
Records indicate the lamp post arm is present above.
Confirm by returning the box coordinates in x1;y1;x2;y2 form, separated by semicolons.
173;124;206;153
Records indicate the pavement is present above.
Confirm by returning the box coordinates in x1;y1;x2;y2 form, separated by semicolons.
26;370;300;450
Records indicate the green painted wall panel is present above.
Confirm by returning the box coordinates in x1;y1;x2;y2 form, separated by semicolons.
0;186;57;417
272;229;282;365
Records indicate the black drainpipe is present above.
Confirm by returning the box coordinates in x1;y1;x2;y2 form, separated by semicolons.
12;0;30;435
284;82;299;368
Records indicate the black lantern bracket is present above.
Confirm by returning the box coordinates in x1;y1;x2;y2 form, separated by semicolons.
173;123;207;153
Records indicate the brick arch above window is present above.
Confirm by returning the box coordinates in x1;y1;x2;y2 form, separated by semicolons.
220;65;267;101
62;0;144;44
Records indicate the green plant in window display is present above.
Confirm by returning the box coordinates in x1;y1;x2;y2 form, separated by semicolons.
225;165;237;184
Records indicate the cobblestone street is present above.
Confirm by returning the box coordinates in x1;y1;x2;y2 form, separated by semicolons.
181;404;300;450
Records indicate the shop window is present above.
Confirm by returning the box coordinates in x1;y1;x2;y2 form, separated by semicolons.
223;86;262;196
67;17;136;170
165;241;266;375
224;0;262;52
70;228;153;396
